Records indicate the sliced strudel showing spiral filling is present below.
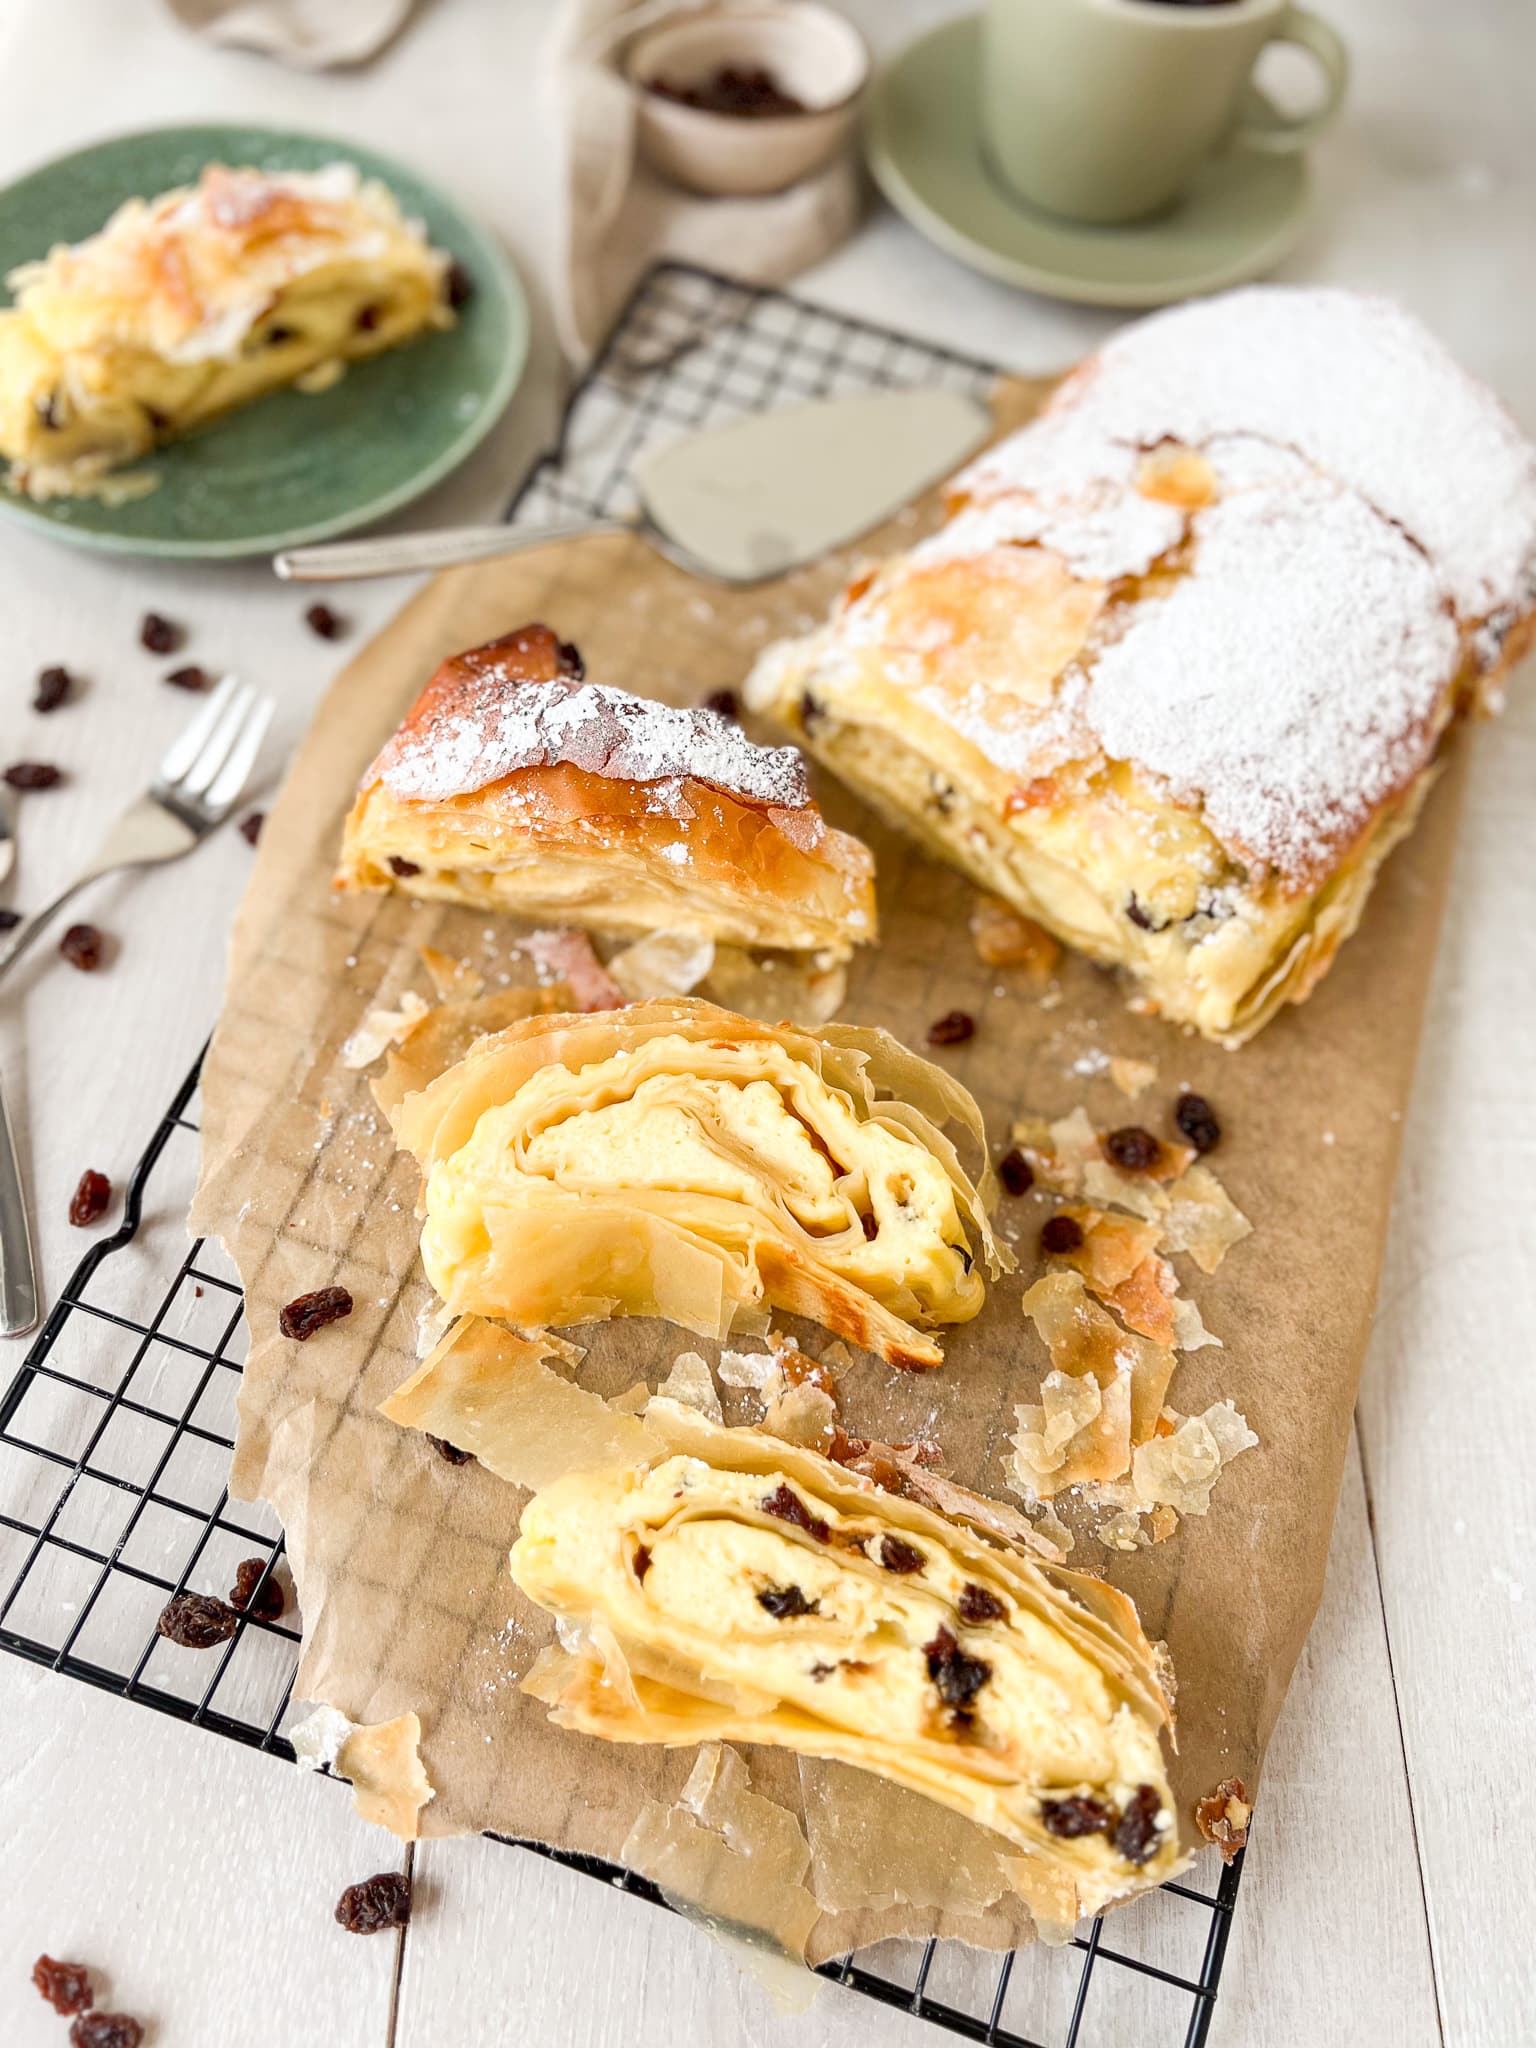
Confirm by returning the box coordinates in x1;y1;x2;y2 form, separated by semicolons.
744;288;1536;1042
338;625;876;961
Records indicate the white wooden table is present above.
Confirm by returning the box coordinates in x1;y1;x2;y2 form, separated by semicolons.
2;1;1531;2042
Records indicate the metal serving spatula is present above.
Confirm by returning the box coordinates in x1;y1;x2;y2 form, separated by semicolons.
273;387;990;586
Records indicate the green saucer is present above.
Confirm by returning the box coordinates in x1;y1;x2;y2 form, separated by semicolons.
864;16;1311;308
0;125;529;559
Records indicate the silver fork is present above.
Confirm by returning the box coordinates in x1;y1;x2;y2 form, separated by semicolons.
0;677;273;1337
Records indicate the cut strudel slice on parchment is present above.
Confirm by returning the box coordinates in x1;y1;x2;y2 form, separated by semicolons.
338;624;877;963
744;287;1536;1043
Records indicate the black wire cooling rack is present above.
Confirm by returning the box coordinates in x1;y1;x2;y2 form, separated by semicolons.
0;263;1242;2048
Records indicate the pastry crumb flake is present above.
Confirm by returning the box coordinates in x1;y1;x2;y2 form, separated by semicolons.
1195;1776;1252;1862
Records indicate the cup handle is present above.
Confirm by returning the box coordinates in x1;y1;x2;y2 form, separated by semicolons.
1235;6;1349;154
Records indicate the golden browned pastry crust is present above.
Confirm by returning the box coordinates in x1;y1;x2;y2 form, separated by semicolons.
338;625;877;961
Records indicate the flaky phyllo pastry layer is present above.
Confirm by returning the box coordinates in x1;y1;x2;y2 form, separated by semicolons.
337;624;876;961
385;998;1006;1369
503;1397;1184;1919
0;162;454;499
744;287;1536;1043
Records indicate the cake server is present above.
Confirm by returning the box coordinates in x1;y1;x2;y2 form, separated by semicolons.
272;387;991;585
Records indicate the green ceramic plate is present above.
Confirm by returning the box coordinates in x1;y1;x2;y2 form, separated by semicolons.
864;16;1311;309
0;124;528;558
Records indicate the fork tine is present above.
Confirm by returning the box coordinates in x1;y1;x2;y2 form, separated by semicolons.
205;696;274;814
157;674;241;785
177;682;256;799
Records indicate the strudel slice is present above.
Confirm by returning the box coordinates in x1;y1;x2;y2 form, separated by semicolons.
744;288;1536;1043
0;162;455;500
385;998;1003;1369
338;624;876;960
509;1397;1184;1917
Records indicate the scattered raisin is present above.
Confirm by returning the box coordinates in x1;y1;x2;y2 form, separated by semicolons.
998;1148;1034;1196
70;2014;143;2048
34;665;73;712
266;324;297;346
335;1870;411;1935
703;688;739;721
426;1433;473;1466
1103;1125;1162;1172
1040;1214;1083;1255
229;1558;285;1622
926;1010;975;1047
760;1483;830;1544
1125;893;1167;932
633;1544;652;1581
4;761;63;790
799;690;824;735
1114;1783;1165;1865
157;1590;238;1648
1040;1795;1115;1840
957;1583;1006;1625
139;612;181;654
60;924;105;972
355;304;382;332
305;602;345;640
165;664;211;692
924;1625;992;1711
445;259;474;310
68;1170;111;1227
239;811;265;846
1175;1091;1221;1154
388;856;421;878
877;1536;924;1575
279;1285;353;1340
0;908;21;931
556;638;584;679
32;1955;93;2015
859;1212;878;1240
757;1584;819;1618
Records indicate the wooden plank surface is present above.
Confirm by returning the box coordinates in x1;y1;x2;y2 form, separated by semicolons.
1;1;1533;2044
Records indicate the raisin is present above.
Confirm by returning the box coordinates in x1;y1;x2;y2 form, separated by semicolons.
633;1544;652;1581
4;761;63;790
998;1148;1034;1196
877;1535;924;1575
34;666;73;712
355;304;382;332
923;1625;992;1710
239;811;265;846
757;1584;819;1618
70;2014;143;2048
957;1582;1006;1625
1040;1795;1115;1840
279;1285;353;1340
37;390;63;430
1114;1783;1165;1865
1125;892;1167;932
703;688;739;720
335;1870;411;1935
388;856;421;878
165;664;212;692
0;908;21;931
426;1433;473;1466
799;690;824;735
305;602;345;640
556;638;584;679
926;1010;975;1047
1175;1091;1221;1154
139;612;181;654
760;1483;830;1544
229;1558;285;1622
1040;1214;1083;1254
60;924;105;972
1103;1125;1162;1172
859;1212;878;1240
68;1170;111;1227
266;324;297;346
445;260;474;310
32;1955;93;2015
157;1590;239;1648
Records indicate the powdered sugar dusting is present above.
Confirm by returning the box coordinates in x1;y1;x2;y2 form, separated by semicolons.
375;673;809;810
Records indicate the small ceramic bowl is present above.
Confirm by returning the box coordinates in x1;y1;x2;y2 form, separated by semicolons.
625;3;869;198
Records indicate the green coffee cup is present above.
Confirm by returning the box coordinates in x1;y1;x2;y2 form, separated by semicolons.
981;0;1348;225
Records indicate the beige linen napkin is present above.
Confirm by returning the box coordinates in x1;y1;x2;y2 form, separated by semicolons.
167;0;416;69
549;0;863;360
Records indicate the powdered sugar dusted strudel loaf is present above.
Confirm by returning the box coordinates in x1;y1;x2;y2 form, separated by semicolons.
743;288;1536;1043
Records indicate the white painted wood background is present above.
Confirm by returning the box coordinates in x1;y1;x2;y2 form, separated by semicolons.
1;1;1531;2042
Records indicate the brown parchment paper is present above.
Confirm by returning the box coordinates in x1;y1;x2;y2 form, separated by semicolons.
191;374;1467;1964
